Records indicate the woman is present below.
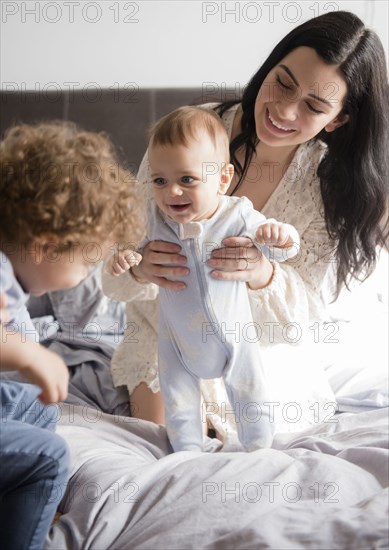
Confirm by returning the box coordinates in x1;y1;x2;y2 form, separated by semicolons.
114;11;388;434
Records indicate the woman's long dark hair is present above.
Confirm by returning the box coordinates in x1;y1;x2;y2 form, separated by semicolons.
215;11;388;295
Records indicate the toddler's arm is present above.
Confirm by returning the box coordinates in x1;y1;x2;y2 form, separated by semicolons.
1;292;69;403
0;325;69;404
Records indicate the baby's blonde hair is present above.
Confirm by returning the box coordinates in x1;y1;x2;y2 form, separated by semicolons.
149;106;230;162
0;121;144;249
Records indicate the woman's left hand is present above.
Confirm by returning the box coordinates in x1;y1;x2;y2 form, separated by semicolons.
207;236;274;290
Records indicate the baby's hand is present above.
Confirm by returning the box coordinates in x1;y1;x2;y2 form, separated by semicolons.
255;222;292;248
107;248;142;276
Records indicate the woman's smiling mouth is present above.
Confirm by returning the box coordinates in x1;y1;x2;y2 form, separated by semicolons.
266;109;296;134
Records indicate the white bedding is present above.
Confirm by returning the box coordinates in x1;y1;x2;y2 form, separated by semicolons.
32;255;387;549
324;249;388;413
46;405;389;549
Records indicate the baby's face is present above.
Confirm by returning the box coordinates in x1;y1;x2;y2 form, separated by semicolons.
149;132;228;224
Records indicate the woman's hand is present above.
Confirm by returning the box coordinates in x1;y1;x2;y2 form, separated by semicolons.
132;241;189;290
208;236;274;290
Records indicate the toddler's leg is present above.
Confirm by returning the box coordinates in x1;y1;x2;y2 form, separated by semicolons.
224;360;274;451
0;382;70;550
0;380;58;430
159;338;203;452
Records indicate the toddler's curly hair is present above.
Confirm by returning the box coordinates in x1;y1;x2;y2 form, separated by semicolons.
0;121;144;249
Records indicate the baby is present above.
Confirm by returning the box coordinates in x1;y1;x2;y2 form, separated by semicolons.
106;107;300;452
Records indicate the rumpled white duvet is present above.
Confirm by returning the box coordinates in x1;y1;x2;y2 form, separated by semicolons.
46;403;388;549
45;254;388;549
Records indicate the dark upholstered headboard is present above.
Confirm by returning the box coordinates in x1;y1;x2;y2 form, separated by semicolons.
0;88;233;172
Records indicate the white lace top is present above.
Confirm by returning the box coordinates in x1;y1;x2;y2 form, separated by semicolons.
102;103;338;435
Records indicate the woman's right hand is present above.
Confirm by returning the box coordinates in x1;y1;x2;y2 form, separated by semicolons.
132;241;189;290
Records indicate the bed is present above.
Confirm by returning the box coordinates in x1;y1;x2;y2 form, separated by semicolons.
25;259;388;549
2;88;388;549
48;405;388;549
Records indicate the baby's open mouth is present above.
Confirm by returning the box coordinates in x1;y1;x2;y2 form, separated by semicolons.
169;204;190;211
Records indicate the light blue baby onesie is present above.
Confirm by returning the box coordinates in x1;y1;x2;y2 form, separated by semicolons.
145;196;299;452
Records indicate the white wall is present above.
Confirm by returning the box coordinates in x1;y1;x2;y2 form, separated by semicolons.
1;0;388;90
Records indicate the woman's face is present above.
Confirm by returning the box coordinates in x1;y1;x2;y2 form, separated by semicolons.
254;46;349;148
